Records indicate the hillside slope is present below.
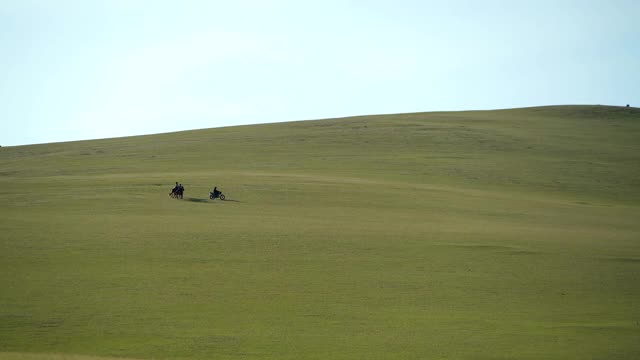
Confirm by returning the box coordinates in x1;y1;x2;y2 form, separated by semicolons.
2;105;639;202
1;106;639;360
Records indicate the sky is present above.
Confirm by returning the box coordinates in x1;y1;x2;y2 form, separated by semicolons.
1;0;638;146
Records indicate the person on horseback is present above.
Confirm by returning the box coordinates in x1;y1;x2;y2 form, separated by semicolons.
170;182;179;197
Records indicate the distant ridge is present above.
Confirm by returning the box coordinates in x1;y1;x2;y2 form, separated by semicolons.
3;105;638;148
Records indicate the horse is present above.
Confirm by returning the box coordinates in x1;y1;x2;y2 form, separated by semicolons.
169;187;184;199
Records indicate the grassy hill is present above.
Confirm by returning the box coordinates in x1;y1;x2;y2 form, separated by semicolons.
1;105;639;359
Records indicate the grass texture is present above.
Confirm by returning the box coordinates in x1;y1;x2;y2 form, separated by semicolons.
1;105;639;359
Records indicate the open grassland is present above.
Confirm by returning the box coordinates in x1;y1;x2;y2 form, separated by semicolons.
1;105;639;359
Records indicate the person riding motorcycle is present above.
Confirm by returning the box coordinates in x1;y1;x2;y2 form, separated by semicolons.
210;186;225;200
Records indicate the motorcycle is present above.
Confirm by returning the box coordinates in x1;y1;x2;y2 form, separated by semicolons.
209;191;225;200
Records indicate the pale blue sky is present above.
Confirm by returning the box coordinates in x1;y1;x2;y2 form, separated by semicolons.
1;0;638;146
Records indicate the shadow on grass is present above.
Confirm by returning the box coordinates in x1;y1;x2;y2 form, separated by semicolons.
186;198;242;203
187;198;210;203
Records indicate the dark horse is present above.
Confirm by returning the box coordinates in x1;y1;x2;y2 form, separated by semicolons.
169;186;184;199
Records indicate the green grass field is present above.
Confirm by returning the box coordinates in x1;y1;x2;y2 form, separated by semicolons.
1;105;639;359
